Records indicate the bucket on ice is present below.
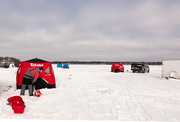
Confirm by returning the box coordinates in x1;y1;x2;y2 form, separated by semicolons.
12;102;25;114
7;96;25;114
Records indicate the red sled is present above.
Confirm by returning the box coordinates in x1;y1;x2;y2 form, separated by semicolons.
7;96;25;114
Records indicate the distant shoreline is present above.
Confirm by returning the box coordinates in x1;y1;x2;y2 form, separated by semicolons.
51;61;162;65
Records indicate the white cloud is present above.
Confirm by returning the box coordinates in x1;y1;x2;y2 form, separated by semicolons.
0;0;180;61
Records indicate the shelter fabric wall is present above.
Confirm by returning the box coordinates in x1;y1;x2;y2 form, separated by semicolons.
16;61;56;89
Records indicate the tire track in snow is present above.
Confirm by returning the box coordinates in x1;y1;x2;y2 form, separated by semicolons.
109;74;152;121
80;71;117;120
65;73;92;120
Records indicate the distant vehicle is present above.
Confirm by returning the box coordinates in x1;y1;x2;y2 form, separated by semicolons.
111;63;124;73
0;62;10;68
131;63;149;73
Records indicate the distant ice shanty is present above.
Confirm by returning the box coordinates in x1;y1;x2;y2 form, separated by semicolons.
161;60;180;80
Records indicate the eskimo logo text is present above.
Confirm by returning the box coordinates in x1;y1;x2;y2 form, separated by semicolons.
30;63;43;67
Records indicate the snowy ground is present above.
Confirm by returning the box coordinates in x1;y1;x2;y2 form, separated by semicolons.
0;64;180;121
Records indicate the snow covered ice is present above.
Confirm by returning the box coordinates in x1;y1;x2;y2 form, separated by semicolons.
0;64;180;121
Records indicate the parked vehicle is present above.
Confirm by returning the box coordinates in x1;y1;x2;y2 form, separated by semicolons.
0;62;10;68
131;63;149;73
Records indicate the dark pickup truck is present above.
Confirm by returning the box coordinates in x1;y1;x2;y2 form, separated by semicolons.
131;63;150;73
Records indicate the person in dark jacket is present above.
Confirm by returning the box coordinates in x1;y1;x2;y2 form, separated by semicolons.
20;67;43;96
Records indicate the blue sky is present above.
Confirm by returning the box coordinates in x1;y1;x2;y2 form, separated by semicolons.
0;0;180;62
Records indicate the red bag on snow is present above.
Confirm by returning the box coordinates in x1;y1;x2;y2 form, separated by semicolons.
11;102;25;114
7;96;23;105
7;96;25;114
34;90;42;97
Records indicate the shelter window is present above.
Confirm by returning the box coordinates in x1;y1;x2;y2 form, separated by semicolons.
18;67;21;73
45;67;50;74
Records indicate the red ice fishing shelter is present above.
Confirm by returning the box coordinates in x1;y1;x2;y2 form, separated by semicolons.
111;63;124;72
16;58;56;90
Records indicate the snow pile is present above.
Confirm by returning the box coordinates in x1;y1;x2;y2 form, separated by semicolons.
0;65;180;121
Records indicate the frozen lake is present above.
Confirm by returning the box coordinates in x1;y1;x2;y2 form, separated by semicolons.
0;65;180;121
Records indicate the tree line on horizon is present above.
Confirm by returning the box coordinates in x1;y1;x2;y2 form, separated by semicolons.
0;56;162;65
0;56;20;64
0;56;21;68
51;61;162;65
